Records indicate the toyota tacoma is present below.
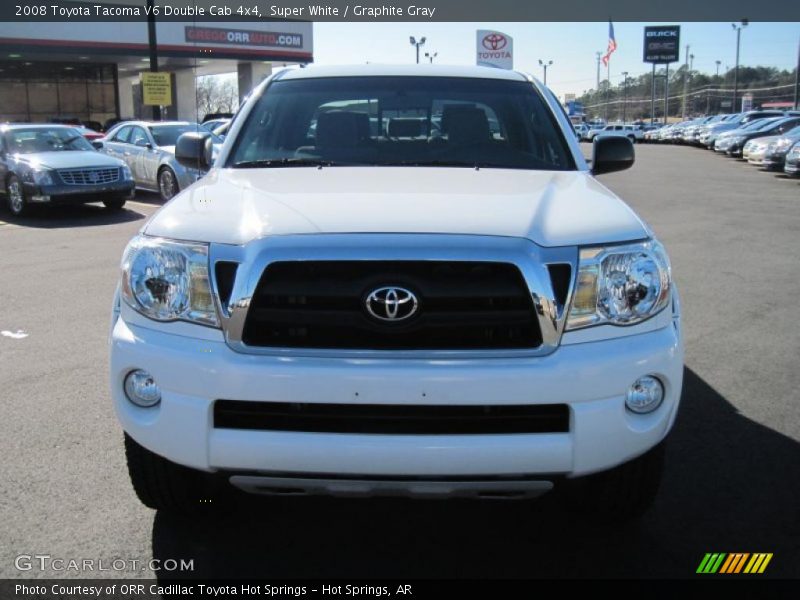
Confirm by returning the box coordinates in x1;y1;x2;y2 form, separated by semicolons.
111;65;683;518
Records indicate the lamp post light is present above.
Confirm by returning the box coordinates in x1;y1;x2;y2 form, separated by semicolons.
621;71;629;123
538;59;553;86
409;36;426;64
732;20;749;112
424;51;438;64
715;60;722;77
596;51;602;89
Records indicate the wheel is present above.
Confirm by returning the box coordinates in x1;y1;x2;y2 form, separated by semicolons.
124;433;222;512
157;168;179;202
103;197;127;210
6;175;30;217
560;441;666;521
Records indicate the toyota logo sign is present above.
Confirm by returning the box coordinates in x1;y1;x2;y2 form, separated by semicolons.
365;287;419;322
476;30;513;70
482;33;507;51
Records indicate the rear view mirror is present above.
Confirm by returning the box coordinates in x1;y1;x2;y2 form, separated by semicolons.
175;131;213;171
591;136;635;175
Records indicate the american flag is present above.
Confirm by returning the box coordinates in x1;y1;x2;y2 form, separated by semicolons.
601;21;617;66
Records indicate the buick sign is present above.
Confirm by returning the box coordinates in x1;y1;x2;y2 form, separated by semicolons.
643;25;680;64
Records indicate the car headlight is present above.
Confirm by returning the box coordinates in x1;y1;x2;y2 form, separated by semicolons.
566;240;671;330
23;169;54;186
121;164;133;180
120;235;218;327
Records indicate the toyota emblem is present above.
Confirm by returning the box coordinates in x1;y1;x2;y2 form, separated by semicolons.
365;287;419;322
482;33;507;51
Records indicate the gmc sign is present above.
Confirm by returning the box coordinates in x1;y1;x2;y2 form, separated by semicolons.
643;25;680;63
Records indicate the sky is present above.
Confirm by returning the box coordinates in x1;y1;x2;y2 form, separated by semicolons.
312;22;800;100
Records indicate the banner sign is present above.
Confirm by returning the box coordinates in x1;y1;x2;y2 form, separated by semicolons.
185;26;303;48
140;72;172;106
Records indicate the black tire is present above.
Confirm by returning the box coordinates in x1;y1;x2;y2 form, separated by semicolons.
124;433;222;512
103;197;127;210
560;441;666;521
6;174;30;217
158;167;179;202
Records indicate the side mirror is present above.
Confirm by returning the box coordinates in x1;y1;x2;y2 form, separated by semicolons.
175;132;213;171
591;136;635;175
91;140;104;150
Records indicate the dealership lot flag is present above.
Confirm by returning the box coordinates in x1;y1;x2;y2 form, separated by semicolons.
602;21;617;66
476;30;513;69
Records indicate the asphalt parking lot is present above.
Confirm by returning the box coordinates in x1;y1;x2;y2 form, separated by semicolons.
1;145;799;580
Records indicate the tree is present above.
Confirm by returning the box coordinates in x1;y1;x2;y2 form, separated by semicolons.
195;75;238;120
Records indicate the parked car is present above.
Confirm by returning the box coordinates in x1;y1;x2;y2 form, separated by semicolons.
98;121;221;201
700;111;785;148
111;65;682;518
743;135;778;165
784;140;800;176
714;117;800;157
759;126;800;170
0;124;134;216
74;125;105;142
592;123;644;143
201;118;230;133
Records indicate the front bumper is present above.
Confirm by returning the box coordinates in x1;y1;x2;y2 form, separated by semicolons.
110;303;684;482
785;158;800;175
25;180;135;204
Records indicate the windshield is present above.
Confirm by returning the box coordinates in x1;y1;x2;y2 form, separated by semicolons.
4;127;93;153
149;124;219;147
228;76;575;170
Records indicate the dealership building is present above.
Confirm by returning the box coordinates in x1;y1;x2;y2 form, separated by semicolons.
0;13;312;126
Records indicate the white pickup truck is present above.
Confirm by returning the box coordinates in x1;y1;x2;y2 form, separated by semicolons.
110;65;682;519
590;124;646;143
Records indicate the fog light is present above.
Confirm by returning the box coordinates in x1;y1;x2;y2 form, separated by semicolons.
124;369;161;407
625;376;664;414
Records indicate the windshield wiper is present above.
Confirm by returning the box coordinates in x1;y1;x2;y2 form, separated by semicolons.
62;135;85;146
231;158;340;169
378;160;499;169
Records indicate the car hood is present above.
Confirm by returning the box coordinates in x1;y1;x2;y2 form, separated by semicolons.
747;135;779;146
143;167;649;248
12;151;122;169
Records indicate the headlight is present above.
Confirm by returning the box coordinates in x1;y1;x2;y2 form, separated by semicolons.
566;240;671;330
23;169;53;186
120;235;218;327
121;164;133;180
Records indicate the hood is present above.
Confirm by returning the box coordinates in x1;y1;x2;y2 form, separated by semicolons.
144;167;649;248
747;135;779;147
14;151;123;170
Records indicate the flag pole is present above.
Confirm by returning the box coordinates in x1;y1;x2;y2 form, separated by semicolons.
605;56;611;121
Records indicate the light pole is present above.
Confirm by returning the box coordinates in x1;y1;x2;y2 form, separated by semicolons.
595;51;602;89
424;51;438;64
621;71;629;122
681;44;690;119
732;20;748;112
409;36;426;64
538;59;553;86
715;60;721;77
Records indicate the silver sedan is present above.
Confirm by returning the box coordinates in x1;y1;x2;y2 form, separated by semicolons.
99;121;219;201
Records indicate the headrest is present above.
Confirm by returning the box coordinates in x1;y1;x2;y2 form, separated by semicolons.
441;106;491;145
315;111;370;148
387;118;425;138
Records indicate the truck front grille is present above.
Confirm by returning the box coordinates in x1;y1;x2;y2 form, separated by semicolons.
240;261;542;350
58;167;120;185
214;400;570;434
